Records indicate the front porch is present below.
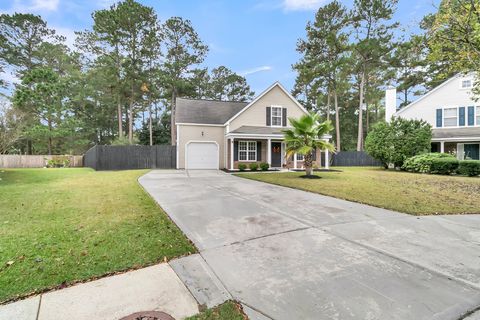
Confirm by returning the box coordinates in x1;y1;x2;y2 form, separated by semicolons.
432;140;480;160
225;135;331;170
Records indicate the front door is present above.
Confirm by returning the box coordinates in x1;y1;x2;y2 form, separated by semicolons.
464;144;480;160
271;142;282;167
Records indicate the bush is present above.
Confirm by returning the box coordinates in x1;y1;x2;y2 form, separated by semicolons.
259;162;269;171
238;163;247;171
457;160;480;176
402;153;455;173
430;158;459;175
365;118;432;168
249;163;258;171
47;158;70;168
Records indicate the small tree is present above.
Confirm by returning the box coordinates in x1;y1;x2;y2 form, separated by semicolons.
365;117;432;168
283;113;335;176
0;103;25;154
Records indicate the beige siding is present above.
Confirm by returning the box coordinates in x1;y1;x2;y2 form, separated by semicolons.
229;85;307;131
177;125;226;169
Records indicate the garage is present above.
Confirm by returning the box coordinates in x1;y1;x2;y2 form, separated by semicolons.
186;142;219;169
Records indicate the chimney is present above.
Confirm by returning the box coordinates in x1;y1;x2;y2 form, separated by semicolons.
385;86;397;122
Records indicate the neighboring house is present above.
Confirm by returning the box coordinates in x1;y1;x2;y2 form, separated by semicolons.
386;73;480;160
175;82;332;170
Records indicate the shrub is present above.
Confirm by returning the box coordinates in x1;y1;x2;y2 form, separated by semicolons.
249;163;258;171
259;162;269;171
365;118;432;168
457;160;480;176
402;153;455;173
47;158;70;168
238;163;247;171
430;158;459;175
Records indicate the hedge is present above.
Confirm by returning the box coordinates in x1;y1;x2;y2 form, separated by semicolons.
430;158;459;175
457;160;480;177
402;153;455;173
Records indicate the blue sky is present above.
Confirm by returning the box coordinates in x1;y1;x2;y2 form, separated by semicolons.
1;0;439;94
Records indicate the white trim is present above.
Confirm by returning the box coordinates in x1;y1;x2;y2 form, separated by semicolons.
293;152;297;169
224;82;309;125
176;122;225;127
270;105;283;127
226;133;285;138
176;124;180;169
396;74;463;116
237;140;257;162
432;137;480;142
184;140;219;170
230;138;234;170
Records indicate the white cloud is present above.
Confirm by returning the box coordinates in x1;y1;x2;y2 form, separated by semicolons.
1;0;60;14
53;26;77;49
240;66;273;76
282;0;326;11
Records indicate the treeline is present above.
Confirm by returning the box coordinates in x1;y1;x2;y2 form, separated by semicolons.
293;0;477;151
0;0;254;155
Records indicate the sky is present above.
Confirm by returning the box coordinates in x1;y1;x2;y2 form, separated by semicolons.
0;0;440;95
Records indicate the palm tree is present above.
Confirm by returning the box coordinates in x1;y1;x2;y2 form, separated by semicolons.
283;112;334;176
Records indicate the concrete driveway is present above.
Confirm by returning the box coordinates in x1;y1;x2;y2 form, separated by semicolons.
139;170;480;320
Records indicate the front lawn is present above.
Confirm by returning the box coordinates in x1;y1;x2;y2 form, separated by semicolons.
236;167;480;215
0;168;195;303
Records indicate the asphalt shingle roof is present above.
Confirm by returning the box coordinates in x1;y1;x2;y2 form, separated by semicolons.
432;127;480;139
229;126;286;135
175;98;248;125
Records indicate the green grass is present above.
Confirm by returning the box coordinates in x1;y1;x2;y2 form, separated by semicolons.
236;167;480;215
0;168;195;303
186;301;246;320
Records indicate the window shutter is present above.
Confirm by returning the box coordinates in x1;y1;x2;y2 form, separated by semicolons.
459;107;465;126
436;109;442;127
282;108;287;126
468;106;475;126
257;141;262;161
266;107;271;126
234;141;238;161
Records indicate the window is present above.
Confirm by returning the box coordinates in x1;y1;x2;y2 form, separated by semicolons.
238;141;257;161
477;106;480;125
271;106;282;126
296;153;304;161
443;107;458;127
461;79;472;89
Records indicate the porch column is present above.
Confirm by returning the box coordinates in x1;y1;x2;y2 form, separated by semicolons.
267;138;272;166
440;141;445;153
294;153;297;169
325;149;330;170
230;138;234;170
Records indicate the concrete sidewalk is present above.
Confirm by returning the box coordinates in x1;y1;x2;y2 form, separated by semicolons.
139;169;480;320
0;264;199;320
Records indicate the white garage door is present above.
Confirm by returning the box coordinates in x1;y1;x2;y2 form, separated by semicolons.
186;142;219;169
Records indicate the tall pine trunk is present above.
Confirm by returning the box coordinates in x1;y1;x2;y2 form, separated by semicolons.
357;71;365;151
149;103;153;146
170;88;177;145
47;119;52;155
334;90;341;151
117;98;123;138
326;93;331;121
128;82;134;144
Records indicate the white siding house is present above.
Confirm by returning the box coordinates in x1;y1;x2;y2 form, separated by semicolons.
387;73;480;160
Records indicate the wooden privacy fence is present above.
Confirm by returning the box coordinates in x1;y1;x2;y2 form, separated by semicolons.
331;151;382;167
83;145;176;170
0;155;83;168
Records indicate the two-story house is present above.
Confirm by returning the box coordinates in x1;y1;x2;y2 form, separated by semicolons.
175;82;331;170
386;73;480;160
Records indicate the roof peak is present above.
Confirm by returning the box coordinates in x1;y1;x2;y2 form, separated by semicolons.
176;97;249;104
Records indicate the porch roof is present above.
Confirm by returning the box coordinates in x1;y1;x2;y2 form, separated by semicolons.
228;126;286;135
432;127;480;140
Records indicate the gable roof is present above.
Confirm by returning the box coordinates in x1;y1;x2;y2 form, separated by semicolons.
395;73;473;116
175;98;248;125
224;81;309;125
